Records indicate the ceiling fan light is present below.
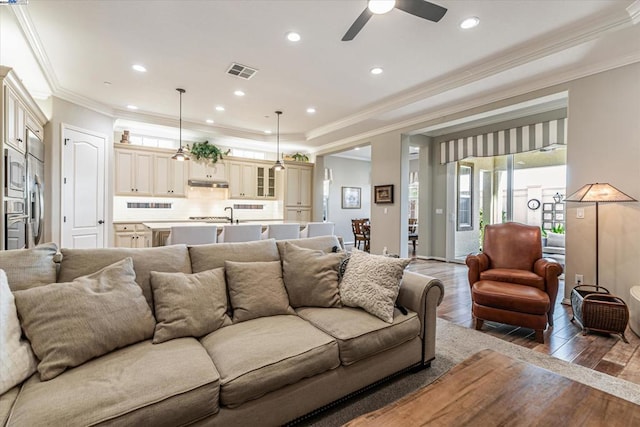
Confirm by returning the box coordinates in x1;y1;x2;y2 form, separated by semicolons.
368;0;395;14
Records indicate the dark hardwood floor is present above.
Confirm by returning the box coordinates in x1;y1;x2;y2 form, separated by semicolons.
406;258;640;386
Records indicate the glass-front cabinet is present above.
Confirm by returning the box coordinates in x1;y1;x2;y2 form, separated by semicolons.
256;166;276;199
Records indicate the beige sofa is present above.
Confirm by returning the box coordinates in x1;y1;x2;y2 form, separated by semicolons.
0;236;444;427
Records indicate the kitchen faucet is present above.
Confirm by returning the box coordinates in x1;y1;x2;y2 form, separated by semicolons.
224;206;234;224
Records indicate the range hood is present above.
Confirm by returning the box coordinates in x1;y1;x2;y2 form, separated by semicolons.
188;179;229;188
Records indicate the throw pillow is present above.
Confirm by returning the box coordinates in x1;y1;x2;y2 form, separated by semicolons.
150;268;231;343
225;260;295;322
546;232;565;248
0;242;58;291
281;242;344;308
339;249;411;323
13;258;156;381
0;270;38;394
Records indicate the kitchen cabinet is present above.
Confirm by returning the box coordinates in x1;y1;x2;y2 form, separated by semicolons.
256;165;276;199
285;207;311;223
154;153;187;197
5;86;27;153
113;223;150;248
285;163;313;207
188;159;226;181
114;147;154;196
228;160;256;199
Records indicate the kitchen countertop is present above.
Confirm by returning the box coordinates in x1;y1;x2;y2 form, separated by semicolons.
142;220;305;232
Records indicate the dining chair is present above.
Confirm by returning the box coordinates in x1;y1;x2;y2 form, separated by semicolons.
262;223;300;240
300;222;335;238
219;224;263;243
351;218;370;252
167;225;218;245
408;218;418;254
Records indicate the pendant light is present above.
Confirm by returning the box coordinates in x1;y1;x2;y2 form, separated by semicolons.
171;88;190;161
273;110;284;171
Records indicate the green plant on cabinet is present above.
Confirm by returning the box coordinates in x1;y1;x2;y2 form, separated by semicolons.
187;141;230;163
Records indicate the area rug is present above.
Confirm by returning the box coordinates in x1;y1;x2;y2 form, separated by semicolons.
299;318;640;426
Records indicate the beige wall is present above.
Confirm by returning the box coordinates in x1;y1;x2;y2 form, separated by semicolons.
564;63;640;301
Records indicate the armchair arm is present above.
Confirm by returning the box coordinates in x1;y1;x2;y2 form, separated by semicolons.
465;253;489;288
534;258;563;323
397;271;444;366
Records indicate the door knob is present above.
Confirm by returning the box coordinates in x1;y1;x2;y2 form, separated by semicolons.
98;220;104;224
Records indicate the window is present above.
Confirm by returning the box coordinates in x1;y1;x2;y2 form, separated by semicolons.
457;163;473;231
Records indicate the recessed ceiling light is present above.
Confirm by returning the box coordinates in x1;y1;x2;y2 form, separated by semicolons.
355;147;360;151
306;107;316;114
370;67;383;75
234;90;245;97
368;0;395;15
215;106;225;112
286;32;301;42
206;119;214;124
103;81;112;85
132;64;147;72
126;105;138;110
264;130;272;134
460;16;480;29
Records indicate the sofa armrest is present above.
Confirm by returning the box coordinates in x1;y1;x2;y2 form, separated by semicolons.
397;271;444;366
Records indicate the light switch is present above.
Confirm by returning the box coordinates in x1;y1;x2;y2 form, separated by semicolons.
577;208;585;219
435;208;443;214
384;208;388;214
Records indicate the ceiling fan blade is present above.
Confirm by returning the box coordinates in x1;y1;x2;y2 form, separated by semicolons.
342;8;373;41
396;0;447;23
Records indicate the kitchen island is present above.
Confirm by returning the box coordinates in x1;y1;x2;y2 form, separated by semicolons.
142;220;306;246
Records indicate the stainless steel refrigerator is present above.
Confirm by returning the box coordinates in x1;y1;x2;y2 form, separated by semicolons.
26;129;44;248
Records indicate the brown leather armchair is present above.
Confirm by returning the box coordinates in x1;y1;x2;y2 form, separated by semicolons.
465;222;563;343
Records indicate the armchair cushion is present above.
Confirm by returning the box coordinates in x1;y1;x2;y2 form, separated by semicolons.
480;268;544;290
472;280;550;314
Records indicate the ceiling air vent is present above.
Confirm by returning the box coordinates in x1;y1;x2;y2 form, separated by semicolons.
226;63;258;80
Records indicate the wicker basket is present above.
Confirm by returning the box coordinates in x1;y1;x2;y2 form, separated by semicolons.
570;285;629;343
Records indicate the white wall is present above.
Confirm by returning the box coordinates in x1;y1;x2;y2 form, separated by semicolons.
324;156;371;245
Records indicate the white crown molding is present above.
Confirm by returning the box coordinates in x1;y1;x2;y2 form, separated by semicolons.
0;66;47;123
628;0;640;25
12;5;58;94
311;53;640;155
306;6;636;141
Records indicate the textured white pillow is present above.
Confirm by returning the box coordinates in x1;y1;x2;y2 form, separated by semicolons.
339;250;410;323
0;269;38;394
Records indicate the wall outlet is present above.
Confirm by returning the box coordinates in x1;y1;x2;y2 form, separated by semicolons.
577;208;585;219
575;274;583;285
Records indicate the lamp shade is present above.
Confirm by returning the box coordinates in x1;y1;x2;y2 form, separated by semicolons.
565;183;636;203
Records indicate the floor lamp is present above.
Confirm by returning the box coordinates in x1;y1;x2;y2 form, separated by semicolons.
565;183;637;291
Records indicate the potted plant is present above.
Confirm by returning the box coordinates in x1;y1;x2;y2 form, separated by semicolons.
187;141;229;163
290;152;309;162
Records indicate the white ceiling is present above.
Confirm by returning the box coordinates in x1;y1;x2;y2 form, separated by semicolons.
3;0;640;154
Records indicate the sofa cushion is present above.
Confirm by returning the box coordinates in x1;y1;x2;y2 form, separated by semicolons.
225;260;295;322
339;249;411;323
296;307;420;365
0;386;20;427
14;258;156;380
0;242;58;291
546;232;565;248
480;268;545;290
0;270;38;394
59;245;192;308
189;239;280;273
7;338;219;426
281;241;343;308
200;315;339;408
276;235;343;257
150;268;232;344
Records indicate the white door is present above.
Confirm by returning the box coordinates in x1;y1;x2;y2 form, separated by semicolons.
62;127;106;248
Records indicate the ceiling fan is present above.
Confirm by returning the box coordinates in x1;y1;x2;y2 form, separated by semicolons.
342;0;447;41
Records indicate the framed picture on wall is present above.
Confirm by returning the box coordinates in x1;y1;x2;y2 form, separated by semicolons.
374;185;394;204
342;187;361;209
